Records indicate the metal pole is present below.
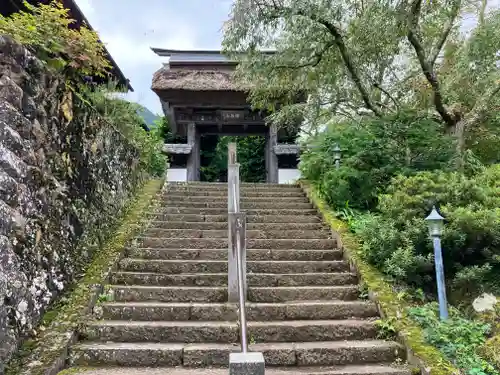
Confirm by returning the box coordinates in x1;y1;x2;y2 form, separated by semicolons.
235;215;248;353
432;236;449;320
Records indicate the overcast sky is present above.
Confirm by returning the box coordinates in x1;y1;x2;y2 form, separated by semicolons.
74;1;498;116
74;0;233;115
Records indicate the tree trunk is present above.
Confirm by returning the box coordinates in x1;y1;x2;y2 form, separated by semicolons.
452;119;468;169
479;0;488;25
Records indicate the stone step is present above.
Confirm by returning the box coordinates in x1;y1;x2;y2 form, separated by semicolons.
147;221;327;231
136;238;336;250
125;248;342;261
248;286;359;302
110;285;358;303
159;201;314;209
164;188;304;195
118;259;348;274
143;229;331;240
166;183;301;190
148;214;322;223
161;195;310;203
156;207;318;215
101;300;378;321
112;285;227;303
168;182;300;187
110;272;358;287
72;340;403;367
83;319;378;343
59;365;412;375
162;190;307;197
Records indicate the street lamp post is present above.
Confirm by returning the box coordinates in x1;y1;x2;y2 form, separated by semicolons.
425;206;448;320
334;144;341;169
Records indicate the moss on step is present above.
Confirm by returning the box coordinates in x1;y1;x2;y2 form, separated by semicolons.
5;179;164;375
476;300;500;370
57;367;92;375
481;335;500;369
299;181;460;375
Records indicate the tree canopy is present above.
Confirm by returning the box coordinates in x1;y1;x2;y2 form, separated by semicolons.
222;0;500;160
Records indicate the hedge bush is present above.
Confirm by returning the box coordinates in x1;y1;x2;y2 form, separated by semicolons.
299;111;454;210
408;303;498;375
354;165;500;301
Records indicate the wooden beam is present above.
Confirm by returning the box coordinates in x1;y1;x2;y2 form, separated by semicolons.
186;123;200;181
266;124;279;183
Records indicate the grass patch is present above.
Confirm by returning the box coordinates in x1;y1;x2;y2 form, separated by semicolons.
300;180;460;375
5;179;163;375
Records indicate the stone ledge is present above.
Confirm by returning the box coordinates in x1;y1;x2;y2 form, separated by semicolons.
273;144;300;155
299;180;461;375
5;179;164;375
163;143;192;154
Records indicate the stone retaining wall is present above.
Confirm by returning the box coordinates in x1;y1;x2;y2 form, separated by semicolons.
0;35;143;372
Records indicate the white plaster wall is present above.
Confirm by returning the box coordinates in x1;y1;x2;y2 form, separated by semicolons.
167;168;187;182
279;169;301;184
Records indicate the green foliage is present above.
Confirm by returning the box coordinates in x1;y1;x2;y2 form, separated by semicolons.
81;85;166;177
302;182;460;375
482;335;500;370
0;1;110;77
355;165;500;299
235;136;266;182
223;0;500;158
375;317;398;340
97;287;114;303
200;135;225;182
136;124;167;177
0;1;167;178
201;135;266;183
155;116;185;144
300;111;454;210
408;303;498;375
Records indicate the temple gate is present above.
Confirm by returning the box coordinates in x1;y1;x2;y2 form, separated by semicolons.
151;49;301;183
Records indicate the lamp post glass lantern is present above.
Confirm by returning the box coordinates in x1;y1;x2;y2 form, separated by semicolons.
425;206;448;320
426;207;444;237
333;144;341;169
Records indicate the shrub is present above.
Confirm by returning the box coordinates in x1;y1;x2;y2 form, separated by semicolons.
482;335;500;371
355;165;500;300
299;111;454;210
408;303;498;375
0;1;110;78
81;85;166;177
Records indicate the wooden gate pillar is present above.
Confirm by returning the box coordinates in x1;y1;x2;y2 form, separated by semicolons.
266;124;279;183
186;122;200;181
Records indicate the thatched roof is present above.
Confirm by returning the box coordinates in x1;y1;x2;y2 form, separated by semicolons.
152;68;251;92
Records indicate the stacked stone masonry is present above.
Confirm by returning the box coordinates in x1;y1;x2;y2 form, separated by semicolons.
0;35;143;372
67;182;411;375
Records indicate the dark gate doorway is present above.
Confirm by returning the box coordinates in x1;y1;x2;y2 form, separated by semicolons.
200;135;266;183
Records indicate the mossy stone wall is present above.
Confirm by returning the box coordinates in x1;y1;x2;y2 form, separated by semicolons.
0;35;144;372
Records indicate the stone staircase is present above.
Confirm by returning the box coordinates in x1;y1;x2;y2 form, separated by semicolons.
69;182;411;375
